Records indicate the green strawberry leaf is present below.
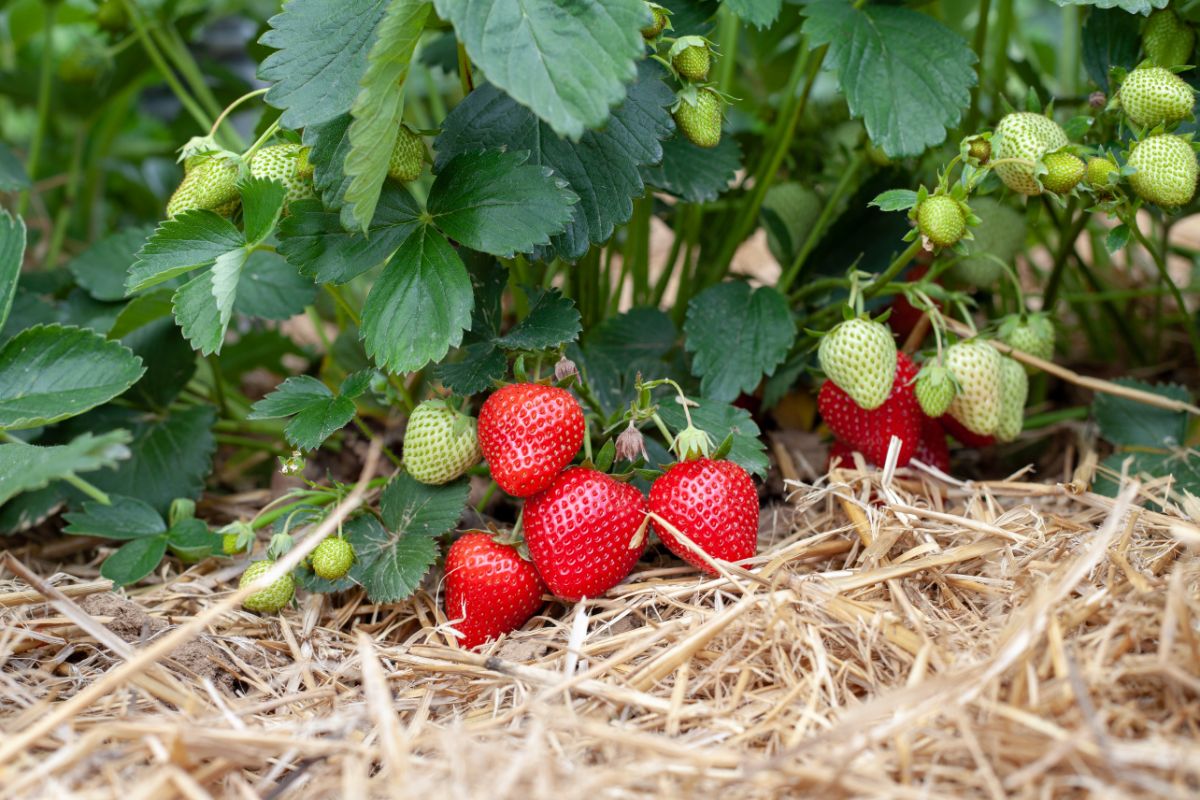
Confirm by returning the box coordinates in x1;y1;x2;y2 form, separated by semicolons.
641;135;741;204
218;329;310;383
233;251;316;321
258;0;390;129
108;290;174;340
347;512;440;603
172;268;234;356
68;226;154;303
433;342;507;396
435;61;675;260
571;307;678;416
657;397;769;478
722;0;781;28
1093;380;1190;449
0;325;145;430
495;287;582;352
684;282;795;403
0;430;132;507
119;318;197;411
1054;0;1166;16
166;518;217;563
427;150;579;258
342;0;431;232
248;375;358;451
0;212;24;333
360;226;473;374
803;0;976;158
302;114;355;212
870;189;920;212
100;535;168;587
240;177;288;246
1094;450;1200;504
1105;224;1131;255
210;248;253;341
433;0;648;140
277;186;423;284
0;141;30;191
0;487;68;536
380;472;468;536
64;495;166;540
55;405;217;516
127;211;244;293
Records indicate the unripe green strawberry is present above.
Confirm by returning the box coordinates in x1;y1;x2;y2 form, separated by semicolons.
96;0;129;34
311;537;355;580
916;195;967;247
403;399;482;485
673;45;710;81
995;356;1028;443
674;88;722;149
222;533;244;555
249;143;316;205
999;312;1054;371
818;317;897;411
914;364;956;418
967;137;991;164
1144;9;1195;68
239;560;295;613
1117;66;1195;129
945;340;1002;437
166;156;240;218
992;112;1070;195
954;197;1026;286
1085;156;1119;192
1127;133;1199;207
388;125;424;182
1041;152;1085;194
642;3;668;38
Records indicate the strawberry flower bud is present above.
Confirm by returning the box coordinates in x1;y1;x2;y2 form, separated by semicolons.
554;355;578;382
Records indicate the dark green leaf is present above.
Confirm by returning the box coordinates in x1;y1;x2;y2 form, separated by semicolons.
233;250;316;320
101;535;168;586
166;518;217;563
68;226;154;303
120;318;197;410
380;472;468;536
684;282;795;402
869;190;919;212
495;287;581;351
219;329;310;382
1053;0;1166;15
657;398;768;478
804;0;976;157
427;150;578;258
348;512;440;603
1094;450;1200;502
303;114;355;212
64;495;166;540
361;226;473;374
433;0;649;139
435;62;675;260
574;307;677;416
0;325;145;430
259;0;391;129
722;0;781;27
0;141;30;191
0;212;24;332
240;177;288;245
277;186;423;284
248;375;357;451
0;430;132;506
641;135;741;203
108;289;174;340
127;211;244;293
1093;380;1190;449
343;0;431;231
64;405;217;516
0;487;67;536
434;342;507;396
1105;224;1131;255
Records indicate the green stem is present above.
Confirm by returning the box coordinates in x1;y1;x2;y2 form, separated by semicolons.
964;0;991;133
120;0;211;131
207;354;229;417
1041;198;1086;309
456;43;474;96
215;433;291;457
1125;213;1200;364
208;87;269;139
18;1;56;218
251;477;391;531
780;150;866;293
991;0;1014;110
156;24;225;126
714;6;739;92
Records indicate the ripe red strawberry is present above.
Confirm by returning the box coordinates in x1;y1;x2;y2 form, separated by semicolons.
826;440;862;471
817;352;921;467
478;383;585;497
443;532;546;649
913;416;951;472
939;412;995;448
523;467;647;601
649;459;758;574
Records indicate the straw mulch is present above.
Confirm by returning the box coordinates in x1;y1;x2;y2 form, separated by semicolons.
2;454;1199;799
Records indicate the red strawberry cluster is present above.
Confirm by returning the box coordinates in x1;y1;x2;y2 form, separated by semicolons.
819;352;951;472
444;382;760;649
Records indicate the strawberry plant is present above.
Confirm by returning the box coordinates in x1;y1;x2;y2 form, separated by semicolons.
0;0;1197;648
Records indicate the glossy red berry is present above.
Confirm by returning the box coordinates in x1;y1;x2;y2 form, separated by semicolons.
818;352;921;467
478;383;585;498
649;458;758;574
443;532;546;649
523;467;647;601
914;415;951;472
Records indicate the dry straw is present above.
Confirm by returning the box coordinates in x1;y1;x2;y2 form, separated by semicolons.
2;441;1199;799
